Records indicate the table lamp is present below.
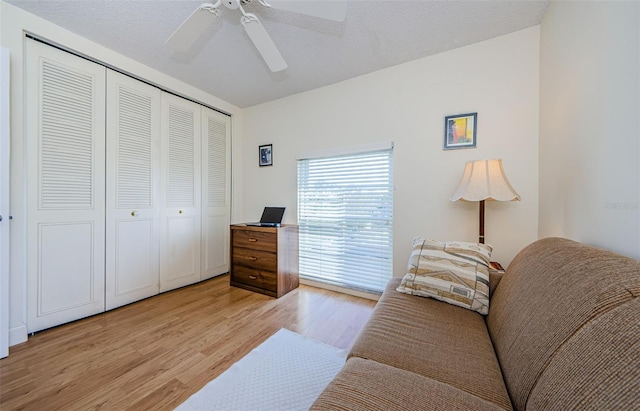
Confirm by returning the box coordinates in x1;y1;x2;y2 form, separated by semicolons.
450;159;520;244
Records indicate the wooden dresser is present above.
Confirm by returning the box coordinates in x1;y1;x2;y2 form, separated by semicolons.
230;224;299;298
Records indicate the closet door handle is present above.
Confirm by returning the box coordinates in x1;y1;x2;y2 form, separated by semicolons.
130;210;139;217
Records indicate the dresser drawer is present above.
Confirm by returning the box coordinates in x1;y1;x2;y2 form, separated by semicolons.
232;248;277;271
232;229;277;252
231;265;277;292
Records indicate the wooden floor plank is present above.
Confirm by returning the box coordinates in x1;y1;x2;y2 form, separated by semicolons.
0;275;376;410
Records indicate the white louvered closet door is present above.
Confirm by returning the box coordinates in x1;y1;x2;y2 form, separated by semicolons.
201;107;231;280
159;93;202;292
105;70;161;310
25;39;106;332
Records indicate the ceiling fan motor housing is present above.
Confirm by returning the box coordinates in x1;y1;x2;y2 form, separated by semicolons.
223;0;240;10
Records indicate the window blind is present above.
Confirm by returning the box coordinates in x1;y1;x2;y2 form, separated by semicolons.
297;146;393;293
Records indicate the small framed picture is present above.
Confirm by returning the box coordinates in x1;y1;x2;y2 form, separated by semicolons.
259;144;273;167
444;113;477;150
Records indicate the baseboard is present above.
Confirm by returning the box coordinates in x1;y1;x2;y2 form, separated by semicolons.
9;324;27;347
299;279;380;302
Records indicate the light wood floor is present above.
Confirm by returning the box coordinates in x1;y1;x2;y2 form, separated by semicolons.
0;275;376;410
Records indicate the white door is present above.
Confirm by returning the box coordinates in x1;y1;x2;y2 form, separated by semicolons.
25;39;106;332
201;107;231;280
159;93;201;292
105;70;161;310
0;47;10;358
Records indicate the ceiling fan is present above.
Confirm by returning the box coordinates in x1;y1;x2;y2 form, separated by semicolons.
166;0;347;72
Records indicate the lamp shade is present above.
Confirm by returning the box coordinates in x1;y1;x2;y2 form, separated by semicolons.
450;159;520;202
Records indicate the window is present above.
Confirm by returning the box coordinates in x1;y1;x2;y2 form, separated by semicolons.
297;143;393;293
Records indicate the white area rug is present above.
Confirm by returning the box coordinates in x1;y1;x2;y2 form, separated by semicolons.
175;328;347;411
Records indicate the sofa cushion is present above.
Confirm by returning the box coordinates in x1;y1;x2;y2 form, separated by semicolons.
487;237;640;411
311;357;507;411
396;238;492;314
350;278;512;410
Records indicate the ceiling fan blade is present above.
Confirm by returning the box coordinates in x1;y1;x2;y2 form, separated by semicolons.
242;14;288;72
265;0;347;22
166;5;219;52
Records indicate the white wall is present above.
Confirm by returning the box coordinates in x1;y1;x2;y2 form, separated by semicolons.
241;27;540;277
539;1;640;260
0;46;10;358
0;1;244;346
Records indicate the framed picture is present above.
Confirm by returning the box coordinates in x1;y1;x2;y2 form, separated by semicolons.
444;113;477;150
259;144;273;167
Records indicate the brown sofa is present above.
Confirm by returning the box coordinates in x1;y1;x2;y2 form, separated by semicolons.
311;238;640;410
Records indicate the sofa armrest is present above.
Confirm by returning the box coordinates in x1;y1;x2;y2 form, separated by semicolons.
311;358;510;411
489;270;504;297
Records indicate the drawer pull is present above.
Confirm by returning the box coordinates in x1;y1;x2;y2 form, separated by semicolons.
248;275;258;280
248;256;258;261
248;238;258;242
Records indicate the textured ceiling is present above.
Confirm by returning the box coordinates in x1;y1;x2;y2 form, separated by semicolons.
7;0;549;108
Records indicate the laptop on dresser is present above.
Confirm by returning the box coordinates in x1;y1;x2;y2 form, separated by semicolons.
246;207;285;227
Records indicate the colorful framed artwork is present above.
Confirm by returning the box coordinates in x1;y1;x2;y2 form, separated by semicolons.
259;144;273;167
444;113;477;150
